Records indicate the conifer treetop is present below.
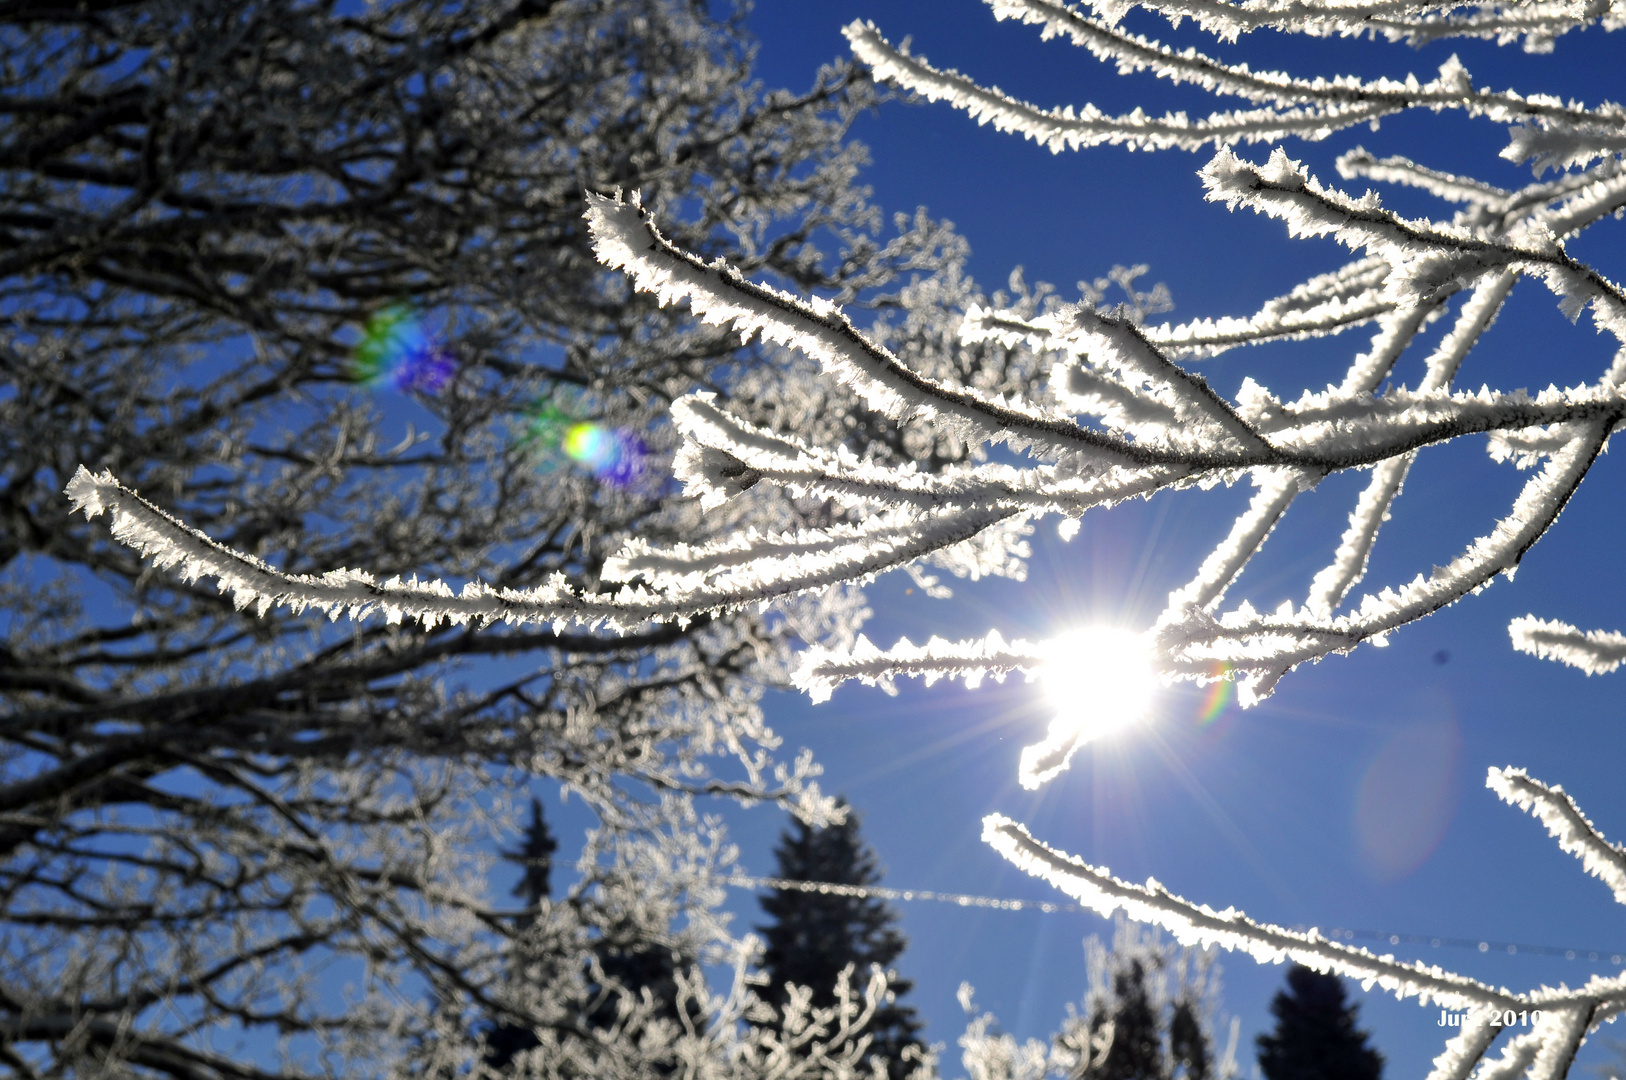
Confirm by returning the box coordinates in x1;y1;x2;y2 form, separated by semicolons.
1257;965;1385;1080
756;800;926;1080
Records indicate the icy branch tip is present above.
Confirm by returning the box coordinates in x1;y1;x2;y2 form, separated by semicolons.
66;464;119;519
1485;765;1531;800
840;19;886;55
582;189;651;273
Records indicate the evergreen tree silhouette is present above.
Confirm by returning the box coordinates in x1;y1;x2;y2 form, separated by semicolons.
483;798;558;1071
1256;965;1384;1080
582;920;698;1035
1072;950;1211;1080
1052;920;1223;1080
1169;998;1212;1080
484;799;698;1071
756;798;925;1080
1094;958;1167;1080
508;798;559;919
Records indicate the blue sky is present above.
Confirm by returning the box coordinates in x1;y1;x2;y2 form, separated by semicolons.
705;3;1626;1076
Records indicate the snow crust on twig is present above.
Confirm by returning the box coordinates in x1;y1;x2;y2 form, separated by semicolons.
792;630;1044;703
1488;767;1626;904
847;8;1622;157
1509;616;1626;674
991;0;1623;51
586;190;1141;475
982;814;1535;1010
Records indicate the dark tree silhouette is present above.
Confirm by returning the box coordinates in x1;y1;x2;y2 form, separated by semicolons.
1169;998;1212;1080
757;798;926;1080
507;797;560;917
1064;944;1212;1080
484;797;559;1071
1257;965;1385;1080
1096;958;1168;1080
492;797;698;1056
584;924;697;1035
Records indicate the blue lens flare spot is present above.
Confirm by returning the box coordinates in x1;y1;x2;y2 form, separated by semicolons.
519;401;651;488
352;304;456;394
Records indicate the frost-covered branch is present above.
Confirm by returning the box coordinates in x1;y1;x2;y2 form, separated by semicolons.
991;0;1624;51
801;8;1626;1080
1145;257;1397;359
1508;616;1626;674
982;773;1626;1080
981;814;1533;1011
793;630;1045;703
1159;414;1610;702
586;191;1143;474
847;7;1624;156
74;26;1626;712
1488;767;1626;904
79;189;1626;686
1305;268;1516;614
1338;147;1513;206
67;464;1021;631
44;0;1626;1075
1201;149;1626;333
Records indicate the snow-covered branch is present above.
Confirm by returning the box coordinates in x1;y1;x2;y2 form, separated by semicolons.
848;6;1623;156
984;774;1626;1080
982;814;1531;1011
1508;616;1626;674
587;191;1145;475
1488;767;1626;904
993;0;1621;52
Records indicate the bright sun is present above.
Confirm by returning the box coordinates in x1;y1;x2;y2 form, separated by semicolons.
1021;626;1157;787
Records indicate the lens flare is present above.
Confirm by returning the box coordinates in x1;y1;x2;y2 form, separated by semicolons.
563;423;615;465
1355;693;1461;881
1198;661;1233;724
524;402;573;457
352;304;456;394
519;401;650;488
1019;626;1156;788
563;422;650;485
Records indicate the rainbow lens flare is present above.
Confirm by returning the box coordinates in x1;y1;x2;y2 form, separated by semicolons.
1198;661;1233;723
352;304;456;394
563;422;648;486
524;402;573;462
520;401;650;488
